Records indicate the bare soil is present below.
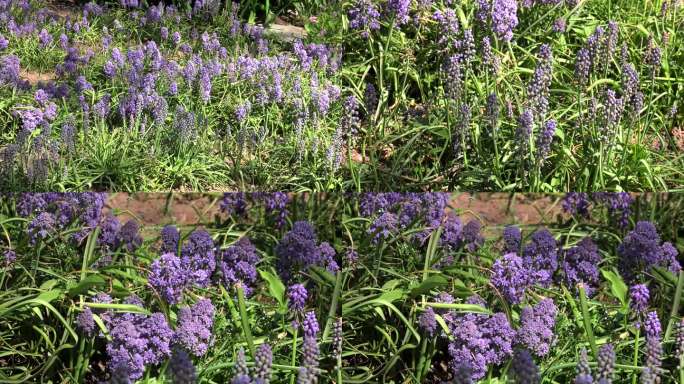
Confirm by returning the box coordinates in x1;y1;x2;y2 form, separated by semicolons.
106;193;564;237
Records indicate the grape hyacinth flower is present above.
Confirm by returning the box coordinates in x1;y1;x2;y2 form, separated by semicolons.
446;300;515;380
181;230;216;288
275;221;338;281
160;225;180;255
536;120;556;162
220;193;249;218
641;312;662;382
332;317;343;365
617;221;681;281
527;44;553;119
253;343;273;383
562;192;591;218
503;225;522;254
629;284;649;314
105;306;174;381
2;249;16;267
419;307;437;336
675;318;684;369
575;347;593;384
76;307;96;336
149;253;187;304
288;283;308;312
218;237;260;296
523;229;559;287
516;298;557;357
491;253;530;304
28;212;56;244
516;109;534;157
168;349;197;384
231;347;251;384
119;220;142;252
511;349;541;384
387;0;410;24
348;0;381;38
174;298;215;357
593;192;633;228
298;311;321;384
561;237;601;296
491;0;518;42
596;344;615;383
0;34;8;50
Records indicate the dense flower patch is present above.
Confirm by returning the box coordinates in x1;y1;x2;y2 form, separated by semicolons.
0;0;681;190
1;192;683;383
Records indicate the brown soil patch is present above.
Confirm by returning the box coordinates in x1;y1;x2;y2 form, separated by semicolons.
44;0;81;20
106;193;565;239
20;69;56;85
673;127;684;151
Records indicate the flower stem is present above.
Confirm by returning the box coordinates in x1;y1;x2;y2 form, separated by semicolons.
237;284;256;358
665;271;684;341
578;285;598;358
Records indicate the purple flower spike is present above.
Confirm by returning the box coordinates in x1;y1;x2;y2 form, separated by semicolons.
288;283;308;312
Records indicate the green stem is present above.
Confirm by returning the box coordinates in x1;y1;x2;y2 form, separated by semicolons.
578;285;598;358
237;284;256;358
664;271;684;341
632;327;640;384
322;271;343;343
289;327;299;384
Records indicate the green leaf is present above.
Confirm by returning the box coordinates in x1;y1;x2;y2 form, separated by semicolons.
258;269;286;307
36;289;63;303
68;275;106;297
601;268;628;307
425;303;491;314
409;275;448;298
377;289;405;303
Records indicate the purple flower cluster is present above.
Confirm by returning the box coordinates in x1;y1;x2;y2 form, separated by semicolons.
2;249;16;266
168;349;197;384
418;307;437;336
561;237;602;296
174;298;215;357
492;228;562;303
592;192;633;228
16;193;108;245
491;0;518;42
160;225;180;254
429;296;516;380
516;298;557;357
522;229;558;287
220;193;249;218
218;237;260;296
254;192;290;228
617;221;680;281
491;253;529;304
100;296;174;381
511;349;541;384
181;229;216;287
149;252;187;304
502;225;522;254
275;221;338;281
348;0;381;37
562;192;591;218
76;307;96;336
